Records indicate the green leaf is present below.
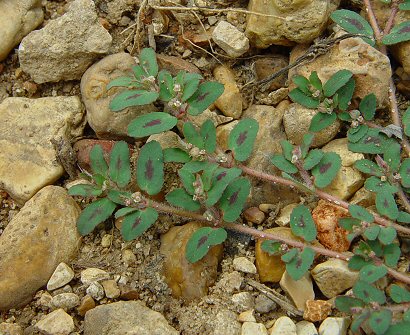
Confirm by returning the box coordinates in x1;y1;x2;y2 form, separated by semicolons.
178;168;196;195
390;284;410;303
364;225;380;240
139;48;158;77
397;210;410;223
399;158;410;188
260;240;283;256
228;118;259;162
338;111;352;121
368;239;384;257
163;148;191;163
309;71;322;91
292;75;311;94
312;152;341;188
68;184;102;197
382;21;410;45
200;163;219;192
384;140;401;172
348;128;386;154
303;149;324;170
378;227;397;245
335;296;365;313
368;309;392;335
158;70;174;101
339;217;361;231
109;141;131;187
384;322;410;335
376;190;399;220
403;107;410;136
77;198;116;235
107;189;132;206
181;73;202;101
359;93;377;121
115;207;138;219
300;133;315;158
281;248;298;263
280;140;294;161
353;281;386;304
348;255;370;270
166;188;201;211
182;161;210;173
365;176;398;194
289;205;317;242
330;9;375;45
323;69;354;97
132;65;147;80
349;204;374;223
136;140;164;195
183;122;204;149
405;310;410;322
128;112;178;138
359;264;387;283
110;90;159;112
309;112;337;132
347;124;369;143
383;243;401;267
288;88;320;109
271;154;298;174
121;208;158;241
200;119;216;153
337;77;355;111
90;145;108;176
354;159;383;176
185;227;227;263
106;76;135;90
205;167;242;206
219;178;251;222
351;312;370;333
285;247;315;281
187;82;224;116
400;2;410;10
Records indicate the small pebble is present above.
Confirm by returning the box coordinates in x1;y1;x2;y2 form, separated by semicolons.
269;316;297;335
255;294;277;314
80;268;110;285
102;280;120;299
238;309;256;322
101;234;113;247
233;257;257;274
49;293;80;311
47;263;75;291
241;322;268;335
232;292;255;312
34;309;74;335
77;295;96;316
86;282;105;301
244;207;265;224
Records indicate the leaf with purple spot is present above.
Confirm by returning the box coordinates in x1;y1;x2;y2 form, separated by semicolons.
109;90;159;112
399;158;410;188
185;227;227;263
228;118;259;162
136;140;164;195
205;167;242;207
109;141;131;187
312;152;341;188
186;81;224;116
121;208;158;241
77;198;117;235
283;247;315;281
375;189;398;220
139;48;158;77
200;119;217;153
128;112;178;138
290;205;317;242
219;178;251;222
382;21;410;45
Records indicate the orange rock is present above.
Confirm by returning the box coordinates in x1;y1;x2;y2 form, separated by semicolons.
312;200;350;252
303;300;332;322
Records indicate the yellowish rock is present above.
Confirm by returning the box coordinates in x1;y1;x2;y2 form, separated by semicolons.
280;272;314;311
303;300;332;322
321;138;364;167
350;186;376;207
321;166;364;200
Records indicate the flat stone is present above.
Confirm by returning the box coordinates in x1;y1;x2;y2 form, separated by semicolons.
77;295;96;317
280;272;314;311
34;309;75;335
0;97;85;204
157;54;201;75
269;316;297;335
0;186;80;311
47;263;75;291
83;301;178;335
318;317;349;335
0;0;43;61
80;52;155;139
303;300;332;322
212;21;249;57
233;257;257;274
238;310;256;323
19;0;112;83
102;280;120;299
49;293;80;311
296;321;318;335
311;259;359;298
254;56;288;90
80;268;110;285
242;322;268;335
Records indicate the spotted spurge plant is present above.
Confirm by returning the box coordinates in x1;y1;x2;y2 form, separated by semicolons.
69;1;410;333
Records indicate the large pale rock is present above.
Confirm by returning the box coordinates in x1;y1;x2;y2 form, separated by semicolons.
160;222;223;301
212;21;249;57
217;102;299;205
283;103;340;147
0;0;43;61
242;322;268;335
246;0;334;48
296;321;317;335
0;186;81;311
81;52;154;139
83;301;178;335
311;259;359;298
280;272;314;311
34;309;74;335
0;97;85;204
269;316;297;335
19;0;112;83
321;138;364;167
318;317;349;335
289;34;391;107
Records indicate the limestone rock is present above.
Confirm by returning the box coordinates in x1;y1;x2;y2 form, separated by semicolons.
289;34;391;107
350;186;376;207
34;309;75;335
0;96;85;204
212;21;249;57
311;259;359;298
0;323;23;335
296;321;318;335
213;65;243;118
160;222;223;301
0;0;43;61
254;56;288;90
215;271;243;294
49;293;80;311
312;200;350;252
283;103;340;147
303;300;332;322
47;263;75;291
80;52;154;139
86;282;105;301
321;166;364;200
280;272;314;311
275;203;298;227
232;292;255;312
255;294;277;314
157;53;201;75
242;322;268;335
77;295;96;317
0;186;80;311
321;138;364;167
269;316;297;335
102;280;120;299
83;301;178;335
80;268;110;286
246;0;334;48
238;310;256;322
318;317;349;335
213;309;242;335
233;257;257;274
19;0;112;83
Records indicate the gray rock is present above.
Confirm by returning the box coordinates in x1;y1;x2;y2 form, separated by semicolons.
255;294;277;314
311;259;359;298
47;263;75;291
83;301;178;335
213;309;241;335
233;257;257;274
318;317;349;335
19;0;112;83
212;21;249;57
231;292;255;312
242;322;268;335
0;186;81;311
81;52;155;139
0;0;43;61
50;293;80;311
35;309;75;335
269;316;297;335
80;268;110;285
0;96;85;204
215;271;243;294
86;282;105;301
280;272;314;311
